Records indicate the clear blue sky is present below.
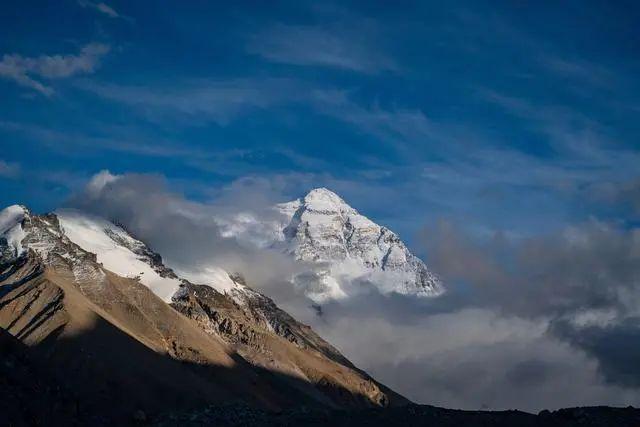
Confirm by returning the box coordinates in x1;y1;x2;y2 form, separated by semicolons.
1;0;639;248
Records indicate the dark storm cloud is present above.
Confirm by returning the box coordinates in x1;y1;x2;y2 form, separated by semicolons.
552;317;640;388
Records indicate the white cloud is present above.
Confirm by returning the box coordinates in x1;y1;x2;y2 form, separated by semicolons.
538;55;617;89
247;24;397;73
0;120;209;158
77;0;119;18
310;89;436;145
0;43;110;96
86;169;120;197
78;78;301;125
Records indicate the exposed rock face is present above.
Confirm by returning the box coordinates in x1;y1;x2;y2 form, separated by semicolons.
172;278;352;367
171;281;397;408
0;205;405;423
219;188;444;303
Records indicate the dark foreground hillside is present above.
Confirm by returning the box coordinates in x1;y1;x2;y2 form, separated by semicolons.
154;403;640;427
2;326;639;427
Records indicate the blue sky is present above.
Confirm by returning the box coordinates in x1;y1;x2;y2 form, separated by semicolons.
1;0;639;250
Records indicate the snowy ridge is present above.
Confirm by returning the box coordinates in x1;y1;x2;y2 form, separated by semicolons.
219;188;444;303
173;264;249;301
55;209;256;304
55;209;184;302
0;205;254;304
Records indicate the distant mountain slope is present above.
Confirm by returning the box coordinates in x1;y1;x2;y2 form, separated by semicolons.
0;205;405;423
218;188;443;303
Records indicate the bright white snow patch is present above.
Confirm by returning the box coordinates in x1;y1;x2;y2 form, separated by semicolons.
175;265;244;295
0;205;27;256
173;264;259;306
56;209;181;302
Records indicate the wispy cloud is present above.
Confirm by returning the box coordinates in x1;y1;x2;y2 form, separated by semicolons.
81;77;434;149
78;78;299;125
0;121;206;158
77;0;119;18
479;88;619;157
0;43;110;96
247;24;397;73
539;55;617;89
0;160;20;179
310;89;436;146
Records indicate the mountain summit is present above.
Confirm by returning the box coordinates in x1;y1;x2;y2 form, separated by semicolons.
221;188;444;303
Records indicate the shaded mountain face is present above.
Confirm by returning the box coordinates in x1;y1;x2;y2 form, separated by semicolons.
218;188;443;303
0;205;406;423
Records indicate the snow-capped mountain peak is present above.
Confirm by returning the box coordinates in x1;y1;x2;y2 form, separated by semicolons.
302;187;349;210
221;188;444;303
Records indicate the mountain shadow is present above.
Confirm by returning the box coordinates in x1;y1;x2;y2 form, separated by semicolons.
1;314;392;426
5;324;640;427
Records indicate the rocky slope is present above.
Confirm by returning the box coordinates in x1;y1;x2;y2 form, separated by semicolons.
0;205;405;423
218;188;443;303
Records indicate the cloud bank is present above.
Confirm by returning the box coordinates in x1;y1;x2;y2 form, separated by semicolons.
66;170;640;412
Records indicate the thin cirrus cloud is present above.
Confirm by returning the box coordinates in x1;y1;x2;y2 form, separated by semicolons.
247;24;398;73
0;120;207;159
0;43;110;96
76;78;300;125
0;160;20;179
478;87;620;158
308;89;437;147
76;76;639;226
79;77;432;147
77;0;119;18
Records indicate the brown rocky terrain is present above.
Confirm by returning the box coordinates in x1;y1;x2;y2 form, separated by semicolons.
0;207;404;424
171;280;402;408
